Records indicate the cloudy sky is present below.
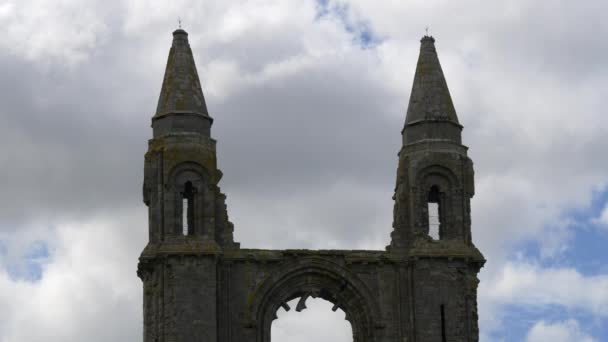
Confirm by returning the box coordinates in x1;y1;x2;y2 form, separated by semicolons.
0;0;607;341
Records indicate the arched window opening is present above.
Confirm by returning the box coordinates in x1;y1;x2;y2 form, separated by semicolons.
428;185;441;240
272;297;353;342
182;181;195;236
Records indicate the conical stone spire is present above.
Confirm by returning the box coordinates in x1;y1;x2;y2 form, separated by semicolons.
155;29;209;118
402;36;462;145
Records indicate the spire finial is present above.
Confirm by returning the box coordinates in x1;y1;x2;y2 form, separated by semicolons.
425;26;429;36
178;17;182;29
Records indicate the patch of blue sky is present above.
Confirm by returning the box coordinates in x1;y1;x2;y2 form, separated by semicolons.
314;0;331;19
494;188;608;340
564;186;608;227
314;0;381;49
5;240;50;282
561;188;608;275
510;187;608;276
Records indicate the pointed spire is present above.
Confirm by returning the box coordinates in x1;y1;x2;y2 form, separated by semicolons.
403;36;462;144
405;35;459;124
155;29;209;118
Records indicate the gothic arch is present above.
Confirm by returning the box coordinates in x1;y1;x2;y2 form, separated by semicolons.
414;164;459;192
413;165;461;239
166;162;210;236
167;161;210;189
247;257;384;342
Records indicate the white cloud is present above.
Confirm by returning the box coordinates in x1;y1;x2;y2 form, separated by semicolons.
0;210;146;342
0;0;114;65
526;320;597;342
481;261;608;317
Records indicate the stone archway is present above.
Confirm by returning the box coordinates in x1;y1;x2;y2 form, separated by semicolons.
247;257;384;342
271;297;352;341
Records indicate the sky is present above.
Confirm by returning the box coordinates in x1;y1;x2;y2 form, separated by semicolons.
0;0;607;341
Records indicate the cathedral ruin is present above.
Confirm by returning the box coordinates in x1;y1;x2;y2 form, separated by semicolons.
137;28;485;342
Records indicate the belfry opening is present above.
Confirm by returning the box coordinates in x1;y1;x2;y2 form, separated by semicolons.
428;185;442;240
182;181;195;236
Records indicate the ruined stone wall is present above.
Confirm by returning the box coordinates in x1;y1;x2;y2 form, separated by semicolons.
410;258;480;342
139;247;482;342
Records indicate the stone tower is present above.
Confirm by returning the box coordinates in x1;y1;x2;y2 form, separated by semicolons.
138;30;485;342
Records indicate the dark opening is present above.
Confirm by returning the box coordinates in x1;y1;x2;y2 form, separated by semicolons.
441;304;447;342
428;185;441;239
182;181;195;236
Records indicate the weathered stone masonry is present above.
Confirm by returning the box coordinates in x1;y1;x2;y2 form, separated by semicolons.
138;29;485;342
